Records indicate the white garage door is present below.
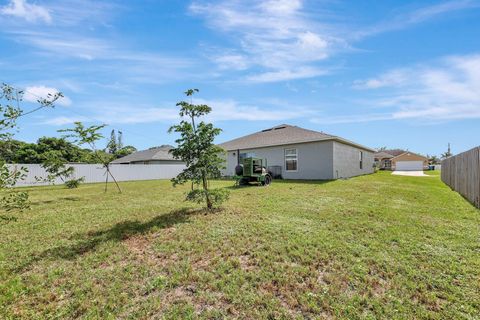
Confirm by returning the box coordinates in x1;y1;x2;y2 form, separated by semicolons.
396;161;424;171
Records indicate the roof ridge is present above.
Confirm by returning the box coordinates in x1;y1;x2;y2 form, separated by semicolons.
218;124;375;152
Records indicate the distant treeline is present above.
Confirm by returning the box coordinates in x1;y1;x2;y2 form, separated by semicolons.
0;137;136;164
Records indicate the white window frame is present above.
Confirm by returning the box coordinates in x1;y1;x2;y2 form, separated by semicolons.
284;148;298;172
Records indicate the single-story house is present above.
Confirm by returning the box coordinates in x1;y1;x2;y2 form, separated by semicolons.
219;124;375;180
111;145;183;165
374;150;428;171
374;151;395;170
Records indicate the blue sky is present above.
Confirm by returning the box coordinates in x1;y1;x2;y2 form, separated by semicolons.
1;0;479;156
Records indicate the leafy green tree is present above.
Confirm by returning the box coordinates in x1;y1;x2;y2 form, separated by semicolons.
116;145;137;158
36;137;87;163
0;137;96;164
168;89;228;210
0;83;62;220
60;122;122;193
428;155;440;165
105;129;135;159
107;129;118;154
0;139;28;163
441;143;452;160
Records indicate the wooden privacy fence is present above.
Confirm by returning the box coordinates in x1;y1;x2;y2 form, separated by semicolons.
441;146;480;208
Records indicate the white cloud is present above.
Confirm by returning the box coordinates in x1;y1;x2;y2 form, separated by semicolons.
0;0;51;23
245;67;328;83
190;0;340;82
13;32;110;60
352;69;409;89
97;106;179;124
46;0;118;27
311;113;394;125
259;0;302;15
24;85;72;106
50;97;308;126
190;0;477;83
213;54;250;70
346;54;480;123
407;0;479;24
197;99;309;122
42;116;87;126
355;0;480;39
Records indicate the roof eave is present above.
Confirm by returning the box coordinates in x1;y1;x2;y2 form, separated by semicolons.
220;137;375;153
390;152;428;161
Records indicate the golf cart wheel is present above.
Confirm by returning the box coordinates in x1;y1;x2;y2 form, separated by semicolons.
262;174;272;186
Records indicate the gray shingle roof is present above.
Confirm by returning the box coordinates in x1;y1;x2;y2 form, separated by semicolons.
219;124;374;152
374;151;394;159
381;149;406;157
111;146;179;163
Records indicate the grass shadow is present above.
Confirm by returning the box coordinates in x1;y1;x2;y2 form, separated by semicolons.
273;179;334;185
15;207;198;272
30;196;82;206
225;179;334;189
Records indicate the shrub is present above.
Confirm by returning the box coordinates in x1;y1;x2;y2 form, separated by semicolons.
65;177;84;189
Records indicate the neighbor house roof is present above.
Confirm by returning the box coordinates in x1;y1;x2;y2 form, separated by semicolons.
111;145;180;164
219;124;375;152
381;149;406;157
374;151;394;159
390;151;428;161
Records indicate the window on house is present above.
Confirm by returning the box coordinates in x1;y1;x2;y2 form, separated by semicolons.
285;148;298;171
239;152;256;163
359;151;363;169
384;159;391;168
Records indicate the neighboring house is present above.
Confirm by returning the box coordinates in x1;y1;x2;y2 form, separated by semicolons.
374;151;394;170
111;145;183;164
219;124;375;180
374;150;428;171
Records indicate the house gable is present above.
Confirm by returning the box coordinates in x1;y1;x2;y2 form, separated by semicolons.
391;152;428;163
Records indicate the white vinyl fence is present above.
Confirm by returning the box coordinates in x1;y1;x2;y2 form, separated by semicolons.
7;163;186;187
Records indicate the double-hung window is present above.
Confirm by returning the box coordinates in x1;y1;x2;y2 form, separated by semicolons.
285;148;298;171
359;151;363;169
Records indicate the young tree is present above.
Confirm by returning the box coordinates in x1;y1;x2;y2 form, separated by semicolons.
0;83;62;220
59;122;122;193
168;89;229;210
36;150;84;188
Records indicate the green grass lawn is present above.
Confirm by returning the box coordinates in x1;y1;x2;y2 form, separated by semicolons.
1;172;479;319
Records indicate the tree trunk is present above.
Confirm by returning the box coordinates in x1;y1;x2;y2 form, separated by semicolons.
108;168;122;193
202;172;212;210
104;170;109;193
